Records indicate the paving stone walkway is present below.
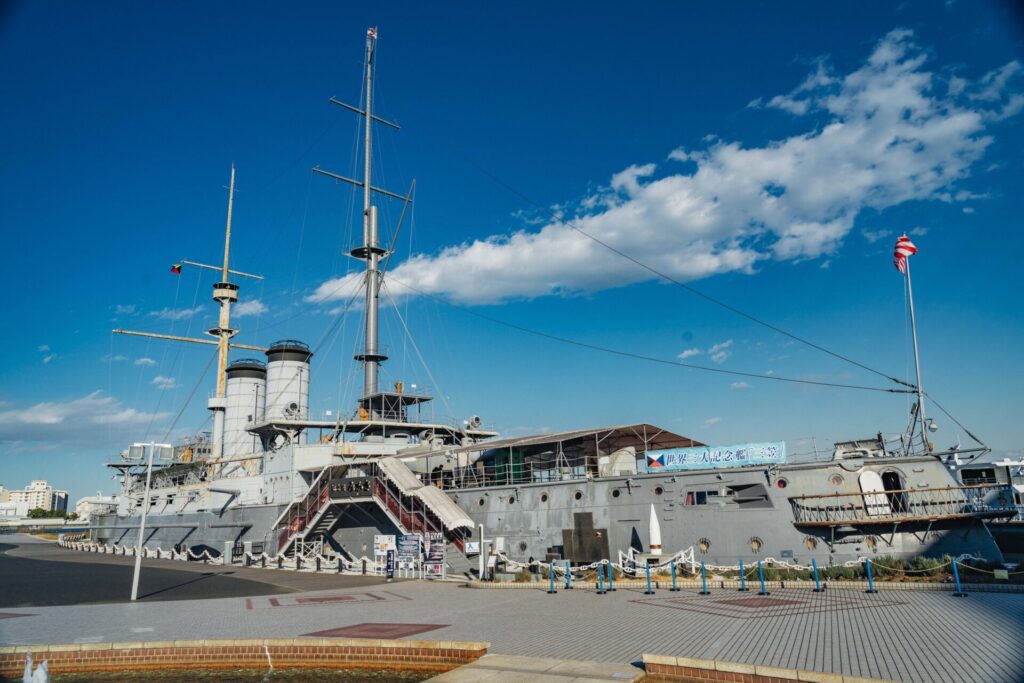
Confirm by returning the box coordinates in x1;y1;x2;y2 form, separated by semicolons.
1;538;1022;683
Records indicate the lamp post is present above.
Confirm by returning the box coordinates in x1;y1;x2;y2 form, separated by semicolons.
130;442;172;601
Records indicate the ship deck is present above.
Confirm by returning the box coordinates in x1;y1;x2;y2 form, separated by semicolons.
2;536;1022;682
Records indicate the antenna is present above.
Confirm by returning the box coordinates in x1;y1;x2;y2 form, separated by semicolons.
112;166;266;460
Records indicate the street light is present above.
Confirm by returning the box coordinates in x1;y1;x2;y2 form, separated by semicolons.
130;442;173;602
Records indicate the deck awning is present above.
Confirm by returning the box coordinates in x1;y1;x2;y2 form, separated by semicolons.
377;457;424;493
415;485;474;530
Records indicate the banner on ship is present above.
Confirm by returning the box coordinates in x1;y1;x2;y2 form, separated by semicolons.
645;442;786;471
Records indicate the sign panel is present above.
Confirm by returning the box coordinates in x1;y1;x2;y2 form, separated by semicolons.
397;534;421;567
373;534;396;557
423;532;445;577
464;541;480;555
645;442;786;471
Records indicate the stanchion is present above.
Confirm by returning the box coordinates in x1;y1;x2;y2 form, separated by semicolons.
607;562;615;592
757;560;769;596
812;558;823;592
951;560;967;597
547;561;557;594
739;559;749;592
644;562;655;595
865;558;876;594
670;559;680;592
565;560;572;590
699;561;710;595
316;557;321;572
597;564;607;595
337;556;343;574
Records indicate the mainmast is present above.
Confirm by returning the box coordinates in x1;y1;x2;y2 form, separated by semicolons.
355;26;387;397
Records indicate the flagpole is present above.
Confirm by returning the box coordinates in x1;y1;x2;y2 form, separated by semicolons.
904;252;928;451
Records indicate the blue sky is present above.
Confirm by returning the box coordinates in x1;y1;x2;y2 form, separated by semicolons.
1;1;1022;504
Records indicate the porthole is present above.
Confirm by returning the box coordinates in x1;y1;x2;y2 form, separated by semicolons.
573;491;583;501
776;478;789;489
829;474;844;487
612;489;621;498
749;537;763;553
804;536;818;550
477;498;485;507
540;493;549;503
698;537;711;554
508;496;516;504
654;486;664;496
865;535;878;551
518;541;528;552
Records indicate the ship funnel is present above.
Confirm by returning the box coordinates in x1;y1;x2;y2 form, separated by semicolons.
265;340;313;439
224;358;266;459
649;503;663;556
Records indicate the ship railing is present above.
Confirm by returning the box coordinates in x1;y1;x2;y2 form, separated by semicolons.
439;459;591;491
274;466;337;551
788;484;1017;526
370;464;466;551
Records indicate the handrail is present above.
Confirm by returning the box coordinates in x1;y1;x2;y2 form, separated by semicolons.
787;483;1002;502
789;484;1016;526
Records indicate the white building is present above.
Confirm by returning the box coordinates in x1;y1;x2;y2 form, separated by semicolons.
8;480;69;514
0;500;30;520
74;494;119;523
0;485;9;502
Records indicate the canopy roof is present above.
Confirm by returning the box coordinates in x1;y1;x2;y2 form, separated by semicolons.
452;423;703;457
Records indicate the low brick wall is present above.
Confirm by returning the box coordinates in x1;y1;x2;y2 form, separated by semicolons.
643;654;893;683
0;638;488;677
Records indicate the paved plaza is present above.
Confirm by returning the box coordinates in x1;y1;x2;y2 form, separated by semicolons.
1;536;1022;683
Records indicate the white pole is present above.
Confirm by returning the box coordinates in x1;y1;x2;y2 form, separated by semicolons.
478;523;486;581
130;444;157;601
904;256;928;451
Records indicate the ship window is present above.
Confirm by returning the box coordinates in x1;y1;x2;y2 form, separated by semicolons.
804;536;818;550
961;468;996;486
776;478;788;489
540;493;549;503
830;474;844;487
508;496;516;505
612;489;621;498
478;498;485;507
685;491;712;506
749;537;763;553
573;491;583;501
654;486;664;496
698;537;711;554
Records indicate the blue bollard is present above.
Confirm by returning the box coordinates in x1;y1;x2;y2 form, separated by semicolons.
757;560;769;596
739;559;749;592
699;561;710;595
670;559;680;592
597;564;606;595
548;561;557;594
644;562;655;595
565;560;572;590
865;558;876;594
952;560;967;597
812;558;823;593
607;562;616;591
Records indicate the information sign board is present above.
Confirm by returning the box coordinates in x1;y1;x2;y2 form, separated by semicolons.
646;442;786;471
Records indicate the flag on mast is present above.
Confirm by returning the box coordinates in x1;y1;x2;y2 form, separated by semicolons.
367;27;377;39
893;235;917;273
170;263;182;274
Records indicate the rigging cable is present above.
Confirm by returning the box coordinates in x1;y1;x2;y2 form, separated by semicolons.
418;127;914;390
385;276;911;395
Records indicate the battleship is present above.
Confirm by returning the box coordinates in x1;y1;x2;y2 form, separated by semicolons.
92;28;1021;573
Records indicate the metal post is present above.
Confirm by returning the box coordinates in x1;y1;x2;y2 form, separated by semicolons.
812;558;823;592
547;561;556;594
904;253;928;451
130;443;158;602
607;562;615;592
597;564;606;595
565;560;572;590
644;562;654;595
699;561;710;595
757;560;769;596
478;524;485;581
670;559;679;592
865;559;876;594
739;559;749;592
952;560;967;597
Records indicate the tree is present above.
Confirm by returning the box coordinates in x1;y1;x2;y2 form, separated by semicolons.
27;508;55;519
65;512;79;521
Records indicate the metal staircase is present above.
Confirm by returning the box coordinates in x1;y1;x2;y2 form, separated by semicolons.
273;458;474;563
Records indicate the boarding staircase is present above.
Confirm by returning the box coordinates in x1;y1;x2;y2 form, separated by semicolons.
274;458;474;573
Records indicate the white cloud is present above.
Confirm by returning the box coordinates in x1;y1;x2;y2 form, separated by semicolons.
101;354;128;363
134;357;157;366
0;391;169;449
151;375;177;389
677;348;702;360
909;226;929;236
730;381;751;390
708;339;733;364
308;30;1019;308
37;345;50;352
962;207;975;214
41;354;57;364
148;306;202;321
704;417;722;426
862;229;892;244
114;304;136;315
233;299;268;317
